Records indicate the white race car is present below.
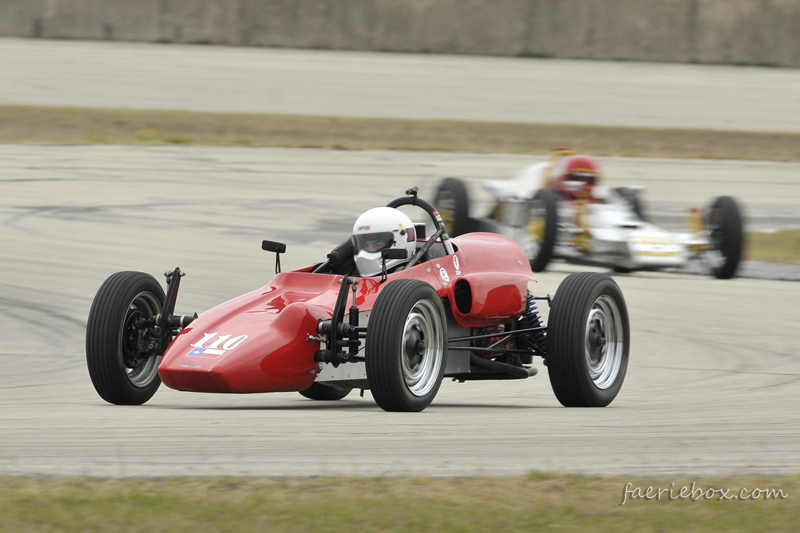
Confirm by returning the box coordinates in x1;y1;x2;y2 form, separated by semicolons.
434;150;744;279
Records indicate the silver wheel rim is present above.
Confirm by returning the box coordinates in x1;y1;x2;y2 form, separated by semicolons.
119;291;162;388
523;200;546;260
401;299;445;397
705;246;725;269
584;294;624;390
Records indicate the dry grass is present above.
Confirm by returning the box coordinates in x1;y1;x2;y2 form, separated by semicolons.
0;473;797;532
746;229;800;265
3;105;800;161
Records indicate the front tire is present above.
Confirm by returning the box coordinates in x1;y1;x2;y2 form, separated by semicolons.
434;177;470;237
546;273;629;407
366;279;447;412
298;383;352;401
705;196;744;279
86;271;165;405
527;188;559;272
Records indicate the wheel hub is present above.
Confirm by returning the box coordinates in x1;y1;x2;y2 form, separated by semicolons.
119;291;163;388
399;301;445;398
439;208;454;233
587;319;607;363
584;295;624;390
404;325;425;368
416;339;427;355
123;310;146;368
705;208;728;266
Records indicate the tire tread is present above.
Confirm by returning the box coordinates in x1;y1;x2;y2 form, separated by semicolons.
434;178;470;237
86;271;164;405
546;272;629;407
529;188;558;272
365;279;446;412
708;196;744;280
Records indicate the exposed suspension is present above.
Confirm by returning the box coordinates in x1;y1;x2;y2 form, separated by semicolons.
522;292;547;350
309;275;366;366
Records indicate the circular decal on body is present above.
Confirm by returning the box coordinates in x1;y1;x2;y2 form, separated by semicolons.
439;267;450;282
453;255;462;276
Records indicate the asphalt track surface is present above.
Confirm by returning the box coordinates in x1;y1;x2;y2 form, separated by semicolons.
2;144;799;477
2;38;799;478
3;37;800;132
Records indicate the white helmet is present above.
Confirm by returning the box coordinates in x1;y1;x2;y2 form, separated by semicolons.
351;207;416;277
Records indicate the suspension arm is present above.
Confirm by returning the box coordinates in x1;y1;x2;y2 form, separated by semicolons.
448;325;546;343
313;275;364;365
449;346;541;356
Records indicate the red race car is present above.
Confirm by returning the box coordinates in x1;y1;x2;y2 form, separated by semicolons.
86;188;630;412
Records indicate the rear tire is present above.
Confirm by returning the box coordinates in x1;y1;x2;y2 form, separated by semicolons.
298;383;352;401
546;273;629;407
434;178;470;237
366;279;447;412
527;189;559;272
86;272;165;405
705;196;744;279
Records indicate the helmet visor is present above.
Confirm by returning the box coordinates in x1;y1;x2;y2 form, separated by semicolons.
352;232;395;253
568;170;596;186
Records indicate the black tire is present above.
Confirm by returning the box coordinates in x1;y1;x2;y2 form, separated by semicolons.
86;271;165;405
705;196;744;280
434;177;470;237
298;382;353;401
365;279;447;412
546;272;630;407
527;188;559;272
613;187;647;221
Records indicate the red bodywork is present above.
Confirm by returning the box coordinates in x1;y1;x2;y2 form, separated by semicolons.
158;232;533;394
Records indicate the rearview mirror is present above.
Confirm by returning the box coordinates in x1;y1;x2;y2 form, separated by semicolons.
262;240;286;274
262;240;287;254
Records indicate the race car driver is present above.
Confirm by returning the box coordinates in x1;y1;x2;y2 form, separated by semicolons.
548;154;602;201
351;207;416;277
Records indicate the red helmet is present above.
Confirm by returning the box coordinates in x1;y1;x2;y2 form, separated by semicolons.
551;155;601;200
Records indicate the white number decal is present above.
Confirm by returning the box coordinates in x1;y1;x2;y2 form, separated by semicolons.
222;335;248;350
207;334;232;349
192;332;217;348
192;333;248;351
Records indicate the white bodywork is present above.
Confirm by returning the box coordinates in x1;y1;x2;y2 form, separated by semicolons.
482;163;709;271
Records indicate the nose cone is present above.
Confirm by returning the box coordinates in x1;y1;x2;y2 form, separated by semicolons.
159;301;327;393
